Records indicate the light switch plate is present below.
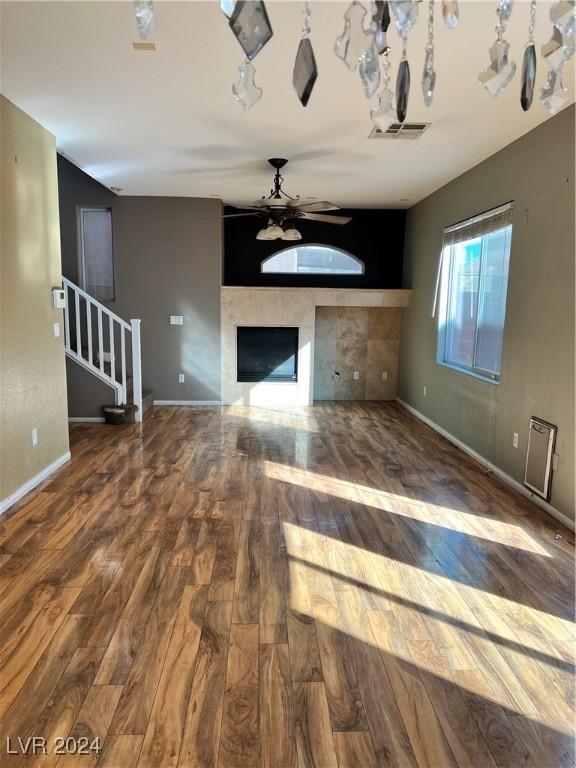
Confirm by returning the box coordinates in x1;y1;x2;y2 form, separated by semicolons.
178;373;185;383
51;287;66;309
170;315;184;326
32;428;38;447
53;322;60;338
353;371;360;380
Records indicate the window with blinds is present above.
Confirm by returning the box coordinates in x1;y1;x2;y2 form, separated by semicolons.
78;207;115;301
437;203;513;382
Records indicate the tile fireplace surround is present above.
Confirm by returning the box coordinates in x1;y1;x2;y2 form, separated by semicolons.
221;287;412;406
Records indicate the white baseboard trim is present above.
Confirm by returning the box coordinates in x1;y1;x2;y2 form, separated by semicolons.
0;451;71;516
396;397;574;532
153;400;222;406
68;417;106;423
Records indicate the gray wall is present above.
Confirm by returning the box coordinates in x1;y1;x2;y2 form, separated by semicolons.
58;155;115;284
398;105;575;523
58;158;222;415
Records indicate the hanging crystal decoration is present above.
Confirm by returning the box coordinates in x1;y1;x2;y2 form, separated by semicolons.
229;0;273;61
396;51;410;121
293;0;318;106
371;50;395;130
422;0;436;106
478;0;516;97
442;0;459;28
359;4;381;98
540;0;575;112
232;60;263;111
520;0;537;111
389;0;419;36
521;44;537;111
388;1;417;121
541;26;571;71
220;0;236;18
359;40;381;97
540;69;569;111
335;1;373;70
374;0;392;54
550;0;575;38
134;0;153;40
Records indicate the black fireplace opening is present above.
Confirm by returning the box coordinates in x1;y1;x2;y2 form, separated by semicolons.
237;326;298;383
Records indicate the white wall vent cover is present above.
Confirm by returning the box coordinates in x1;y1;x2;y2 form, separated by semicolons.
368;122;431;139
524;417;557;501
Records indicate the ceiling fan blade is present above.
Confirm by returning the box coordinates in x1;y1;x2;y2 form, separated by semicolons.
202;212;262;221
302;213;352;225
220;213;263;219
225;204;267;211
290;201;340;212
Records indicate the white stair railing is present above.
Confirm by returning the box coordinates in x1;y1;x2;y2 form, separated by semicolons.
62;277;143;422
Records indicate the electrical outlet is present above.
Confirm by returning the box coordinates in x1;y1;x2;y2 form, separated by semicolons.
32;428;38;447
513;432;519;448
423;385;427;396
53;322;60;338
382;371;388;381
178;373;185;383
353;371;360;380
170;315;184;326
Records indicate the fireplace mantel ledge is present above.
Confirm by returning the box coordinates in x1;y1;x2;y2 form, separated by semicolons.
221;287;412;308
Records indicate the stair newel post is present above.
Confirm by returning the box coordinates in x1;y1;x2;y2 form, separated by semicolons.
130;319;143;422
75;289;82;356
120;325;127;405
109;315;115;382
64;283;71;351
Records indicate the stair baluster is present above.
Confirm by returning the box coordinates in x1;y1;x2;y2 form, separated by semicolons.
62;277;143;422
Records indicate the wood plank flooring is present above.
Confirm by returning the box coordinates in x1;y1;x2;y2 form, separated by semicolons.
0;402;574;767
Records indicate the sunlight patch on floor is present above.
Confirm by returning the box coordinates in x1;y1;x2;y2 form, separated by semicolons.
226;406;321;433
282;520;575;732
266;461;552;557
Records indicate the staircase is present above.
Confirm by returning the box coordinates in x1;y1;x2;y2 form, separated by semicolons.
62;277;147;422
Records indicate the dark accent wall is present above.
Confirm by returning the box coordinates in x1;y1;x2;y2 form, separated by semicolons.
58;156;222;415
223;208;405;288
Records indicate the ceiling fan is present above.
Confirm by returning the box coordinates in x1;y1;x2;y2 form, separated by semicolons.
221;158;352;241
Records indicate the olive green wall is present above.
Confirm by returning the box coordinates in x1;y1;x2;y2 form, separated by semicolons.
0;96;70;506
398;104;575;524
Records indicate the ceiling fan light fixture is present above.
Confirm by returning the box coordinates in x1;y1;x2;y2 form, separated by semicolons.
268;224;285;239
256;224;284;240
281;227;302;241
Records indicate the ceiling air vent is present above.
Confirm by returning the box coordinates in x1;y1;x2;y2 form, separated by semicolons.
368;122;431;139
132;42;156;51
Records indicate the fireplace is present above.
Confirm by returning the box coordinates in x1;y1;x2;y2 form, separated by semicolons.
237;326;298;383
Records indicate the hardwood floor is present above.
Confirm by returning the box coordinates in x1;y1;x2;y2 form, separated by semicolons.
0;402;574;767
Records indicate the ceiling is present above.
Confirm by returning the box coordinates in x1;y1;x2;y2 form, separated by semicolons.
1;0;574;208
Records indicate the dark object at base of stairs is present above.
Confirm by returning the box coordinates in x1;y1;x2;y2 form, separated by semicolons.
103;404;139;425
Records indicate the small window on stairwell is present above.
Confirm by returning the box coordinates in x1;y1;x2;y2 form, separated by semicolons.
78;207;115;301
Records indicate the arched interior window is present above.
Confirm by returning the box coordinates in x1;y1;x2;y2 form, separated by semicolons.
261;245;365;275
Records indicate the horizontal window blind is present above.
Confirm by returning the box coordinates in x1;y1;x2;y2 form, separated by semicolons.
443;203;513;246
